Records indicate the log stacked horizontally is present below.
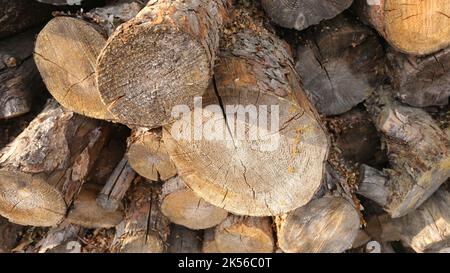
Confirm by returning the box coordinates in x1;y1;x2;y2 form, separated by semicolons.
0;0;450;254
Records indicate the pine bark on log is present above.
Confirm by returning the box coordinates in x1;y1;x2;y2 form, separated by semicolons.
160;177;228;230
213;215;274;253
0;217;22;253
0;29;44;119
0;0;53;39
0;101;111;226
111;181;170;253
386;47;450;107
96;0;231;128
36;221;82;253
34;0;143;120
361;89;450;217
275;196;360;253
353;0;450;55
295;15;385;116
67;183;124;229
168;225;202;253
162;7;329;216
127;128;177;182
96;157;136;211
261;0;353;31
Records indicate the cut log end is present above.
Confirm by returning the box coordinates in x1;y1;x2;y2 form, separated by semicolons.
0;170;66;226
161;177;228;230
34;16;113;120
276;196;360;253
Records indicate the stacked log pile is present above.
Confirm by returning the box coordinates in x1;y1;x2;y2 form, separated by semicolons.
0;0;449;253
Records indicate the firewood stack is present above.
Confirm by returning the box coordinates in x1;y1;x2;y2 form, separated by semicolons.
0;0;448;253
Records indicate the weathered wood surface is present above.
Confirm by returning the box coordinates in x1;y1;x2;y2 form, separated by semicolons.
67;184;124;229
163;7;329;216
160;177;228;230
0;101;110;226
387;46;450;107
96;0;231;128
214;215;274;253
0;217;21;253
295;15;385;116
34;0;143;120
111;181;170;253
36;221;82;253
202;228;219;253
0;0;53;38
276;196;360;253
0;29;44;119
353;0;450;55
261;0;353;31
168;225;202;253
361;89;450;217
127;128;177;182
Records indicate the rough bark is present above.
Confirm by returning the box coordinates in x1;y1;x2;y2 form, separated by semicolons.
0;100;111;226
167;224;202;253
34;0;143;120
0;29;44;119
111;180;170;253
67;183;124;229
275;196;360;253
386;46;450;107
162;7;329;216
353;0;450;55
295;15;385;116
96;157;136;212
261;0;353;31
0;217;22;253
214;215;274;253
362;89;450;217
0;0;53;38
160;177;228;230
127;128;177;182
96;0;231;128
36;221;82;253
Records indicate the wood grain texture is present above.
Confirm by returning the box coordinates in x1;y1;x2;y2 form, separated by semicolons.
127;128;177;182
363;89;450;218
353;0;450;55
96;0;231;128
261;0;353;31
160;177;228;230
276;196;360;253
295;15;385;115
163;7;329;216
0;29;43;119
168;224;202;253
0;101;110;226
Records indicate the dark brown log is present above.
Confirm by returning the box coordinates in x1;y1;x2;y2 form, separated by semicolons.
96;157;136;212
275;196;360;253
261;0;353;31
295;15;385;116
96;0;231;128
362;89;450;217
160;176;228;230
163;7;329;216
111;180;170;253
168;225;202;253
0;217;22;253
0;0;53;38
36;221;82;253
127;128;177;182
34;0;144;120
202;228;219;253
67;183;124;229
0;29;44;119
387;46;450;107
213;215;274;253
0;100;111;226
352;0;450;55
